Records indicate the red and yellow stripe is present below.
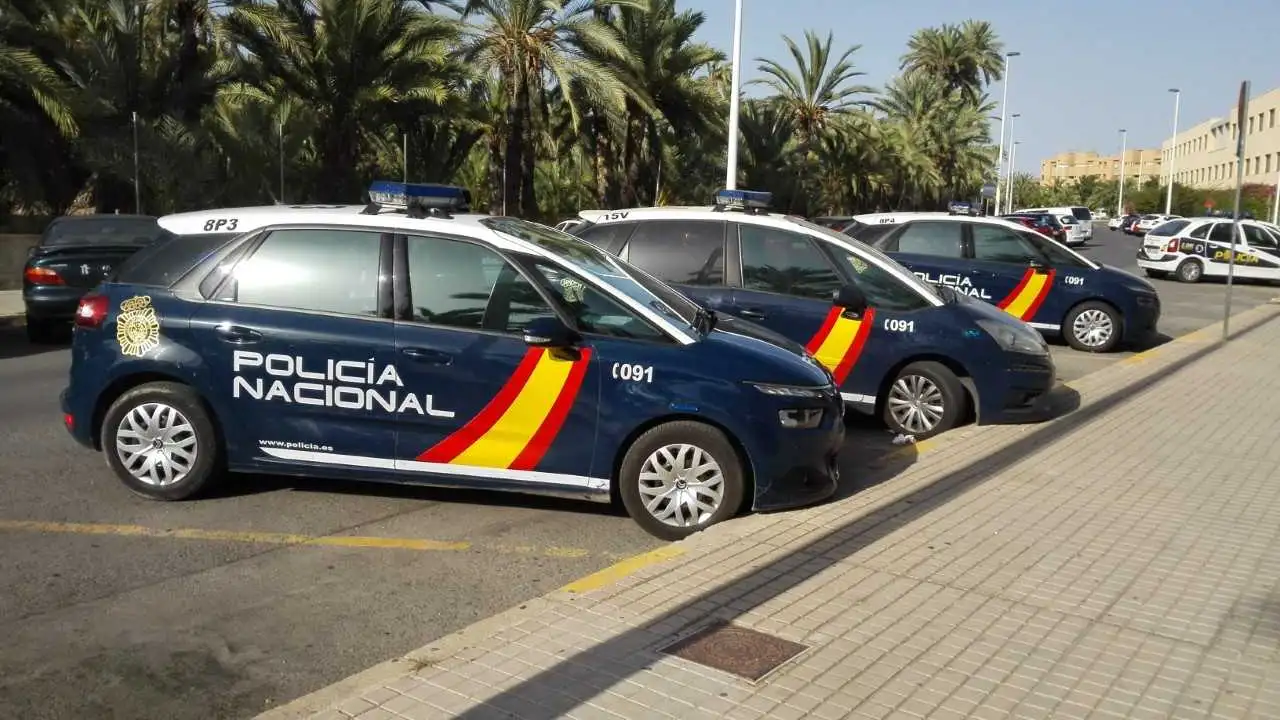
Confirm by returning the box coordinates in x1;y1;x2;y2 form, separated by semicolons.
418;347;592;471
997;269;1055;321
805;307;876;385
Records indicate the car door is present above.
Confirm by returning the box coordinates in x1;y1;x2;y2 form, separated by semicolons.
190;227;398;468
875;221;988;300
1236;225;1280;279
391;233;603;490
967;222;1070;329
615;220;732;311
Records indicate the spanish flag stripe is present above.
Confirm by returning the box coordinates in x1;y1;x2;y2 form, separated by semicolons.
831;308;875;385
417;347;545;462
805;307;843;354
1002;271;1053;320
1019;269;1056;321
448;352;579;468
997;269;1035;310
509;349;593;471
811;314;863;373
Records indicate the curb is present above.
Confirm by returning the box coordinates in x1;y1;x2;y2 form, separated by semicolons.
255;299;1280;720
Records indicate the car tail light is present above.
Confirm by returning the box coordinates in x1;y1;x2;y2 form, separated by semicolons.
1166;239;1180;252
75;293;110;329
24;266;63;285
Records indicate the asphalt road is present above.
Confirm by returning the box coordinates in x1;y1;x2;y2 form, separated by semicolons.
1;222;1274;720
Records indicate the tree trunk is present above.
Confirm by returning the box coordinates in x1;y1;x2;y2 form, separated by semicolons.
486;130;504;215
503;77;524;216
516;79;537;218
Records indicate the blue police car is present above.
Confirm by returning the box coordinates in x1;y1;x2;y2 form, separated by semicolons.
59;183;844;540
569;190;1056;440
842;212;1162;353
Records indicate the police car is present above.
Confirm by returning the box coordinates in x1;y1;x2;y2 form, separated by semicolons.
1136;216;1280;283
569;191;1056;440
842;212;1161;353
59;183;846;541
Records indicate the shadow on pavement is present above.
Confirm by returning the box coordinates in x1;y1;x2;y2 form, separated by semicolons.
444;308;1279;720
0;326;70;360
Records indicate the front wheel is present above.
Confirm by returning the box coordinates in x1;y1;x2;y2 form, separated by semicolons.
882;361;965;440
618;421;745;541
101;381;223;500
1065;301;1121;353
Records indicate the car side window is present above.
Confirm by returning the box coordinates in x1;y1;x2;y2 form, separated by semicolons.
971;224;1043;264
1188;223;1211;239
527;260;668;342
1208;223;1234;243
622;220;725;286
739;225;842;300
405;235;553;333
1243;225;1276;249
892;221;964;258
574;222;636;253
226;229;381;316
842;253;932;312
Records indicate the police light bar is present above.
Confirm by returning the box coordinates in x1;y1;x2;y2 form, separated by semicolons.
367;181;471;212
714;189;772;209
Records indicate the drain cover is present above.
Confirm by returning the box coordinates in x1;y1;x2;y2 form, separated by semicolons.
660;621;808;681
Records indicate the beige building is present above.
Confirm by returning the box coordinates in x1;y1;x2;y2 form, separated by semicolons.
1039;149;1162;185
1160;87;1280;190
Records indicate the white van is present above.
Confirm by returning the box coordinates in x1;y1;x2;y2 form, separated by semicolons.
1016;206;1094;242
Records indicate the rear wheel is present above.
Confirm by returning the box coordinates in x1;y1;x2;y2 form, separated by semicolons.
1176;258;1203;283
882;361;965;440
1065;301;1121;353
101;382;222;500
25;317;60;344
618;421;745;541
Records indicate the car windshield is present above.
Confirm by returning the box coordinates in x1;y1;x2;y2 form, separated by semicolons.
1071;208;1092;221
1020;229;1097;269
785;215;943;301
41;217;161;247
483;217;702;333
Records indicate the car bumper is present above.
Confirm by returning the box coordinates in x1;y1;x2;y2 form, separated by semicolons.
60;386;96;449
1123;295;1162;343
973;352;1056;424
24;286;90;321
752;405;844;513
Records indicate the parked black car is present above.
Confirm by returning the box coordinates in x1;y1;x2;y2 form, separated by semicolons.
1119;214;1141;234
22;214;161;342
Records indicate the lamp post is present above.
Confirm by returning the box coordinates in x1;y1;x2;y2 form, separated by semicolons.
1007;141;1022;210
1003;114;1021;213
993;51;1020;218
725;0;744;190
1272;165;1280;224
1164;88;1181;215
1117;128;1127;217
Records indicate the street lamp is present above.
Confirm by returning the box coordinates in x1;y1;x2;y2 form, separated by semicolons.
1117;128;1127;218
1007;141;1022;210
993;50;1020;217
725;0;744;190
1164;88;1181;214
1003;113;1021;213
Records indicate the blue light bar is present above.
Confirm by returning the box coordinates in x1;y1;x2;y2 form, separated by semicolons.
367;181;471;211
714;189;772;209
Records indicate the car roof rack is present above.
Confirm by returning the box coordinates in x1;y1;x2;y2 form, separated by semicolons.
361;181;472;219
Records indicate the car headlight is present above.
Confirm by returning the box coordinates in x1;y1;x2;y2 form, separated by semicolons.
748;382;827;399
974;318;1048;356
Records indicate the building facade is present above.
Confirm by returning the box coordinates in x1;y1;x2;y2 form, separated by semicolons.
1039;149;1162;185
1160;87;1280;190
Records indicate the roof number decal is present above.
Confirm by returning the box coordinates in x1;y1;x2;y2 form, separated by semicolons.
599;211;629;221
203;218;239;232
878;218;896;224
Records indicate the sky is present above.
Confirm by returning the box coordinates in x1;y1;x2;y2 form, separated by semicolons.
682;0;1280;175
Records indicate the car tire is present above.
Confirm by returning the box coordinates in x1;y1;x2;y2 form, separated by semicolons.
101;381;223;501
1175;258;1203;283
1144;269;1169;279
618;421;745;541
882;361;965;440
1064;300;1122;353
25;317;60;344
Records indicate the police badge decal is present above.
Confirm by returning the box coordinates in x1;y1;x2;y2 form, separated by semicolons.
116;295;161;357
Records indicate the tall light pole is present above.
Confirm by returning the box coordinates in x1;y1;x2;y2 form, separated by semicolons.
724;0;744;190
1117;128;1127;218
1272;165;1280;224
1164;88;1181;214
1002;113;1021;213
993;50;1020;218
1007;142;1022;210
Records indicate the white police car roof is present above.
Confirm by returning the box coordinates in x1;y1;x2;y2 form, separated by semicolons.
849;211;1029;230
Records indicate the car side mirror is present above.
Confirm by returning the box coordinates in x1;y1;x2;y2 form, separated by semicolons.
522;315;581;348
833;284;867;315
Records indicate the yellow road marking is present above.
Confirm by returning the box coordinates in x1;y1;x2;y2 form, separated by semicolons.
0;520;622;559
560;545;687;593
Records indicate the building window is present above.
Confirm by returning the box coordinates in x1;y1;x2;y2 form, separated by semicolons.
1268;155;1273;174
1271;109;1276;128
1249;117;1255;134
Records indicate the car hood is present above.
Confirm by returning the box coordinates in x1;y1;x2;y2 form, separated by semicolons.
1097;263;1157;292
700;314;834;387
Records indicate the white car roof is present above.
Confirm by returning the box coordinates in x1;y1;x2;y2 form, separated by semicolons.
158;203;702;344
849;212;1036;232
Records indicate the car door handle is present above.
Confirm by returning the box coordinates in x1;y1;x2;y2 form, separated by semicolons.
214;324;262;344
401;347;453;365
738;308;767;320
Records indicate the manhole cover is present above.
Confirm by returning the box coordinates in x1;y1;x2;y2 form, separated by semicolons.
660;620;808;681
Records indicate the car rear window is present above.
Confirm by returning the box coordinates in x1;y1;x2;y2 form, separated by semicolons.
1147;219;1191;237
41;217;162;247
1071;207;1093;221
841;221;896;244
112;230;239;287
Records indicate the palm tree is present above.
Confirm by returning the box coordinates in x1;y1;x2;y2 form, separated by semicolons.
459;0;636;217
899;21;1004;106
754;30;875;151
221;0;461;203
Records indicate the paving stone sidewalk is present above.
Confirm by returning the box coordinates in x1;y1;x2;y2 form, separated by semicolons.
274;303;1280;720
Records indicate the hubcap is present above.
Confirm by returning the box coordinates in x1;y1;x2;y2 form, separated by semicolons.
638;444;725;528
1072;309;1114;348
1183;263;1201;281
114;402;198;486
887;375;945;435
